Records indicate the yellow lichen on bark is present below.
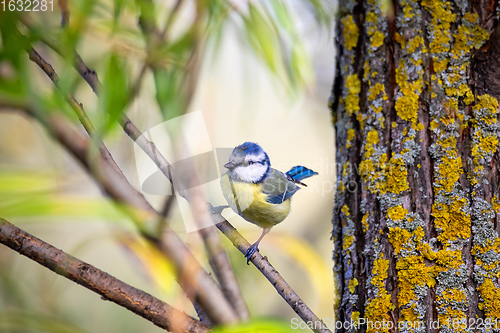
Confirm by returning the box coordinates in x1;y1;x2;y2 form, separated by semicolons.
345;74;361;115
342;15;359;51
365;254;392;333
432;198;471;245
478;279;500;318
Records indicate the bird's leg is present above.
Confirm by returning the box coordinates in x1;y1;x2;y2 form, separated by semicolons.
244;228;271;265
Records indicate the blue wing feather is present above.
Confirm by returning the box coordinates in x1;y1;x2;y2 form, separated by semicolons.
266;189;298;204
262;167;316;204
286;166;318;182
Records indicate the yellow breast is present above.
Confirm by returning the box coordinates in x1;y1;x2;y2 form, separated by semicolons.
220;174;291;229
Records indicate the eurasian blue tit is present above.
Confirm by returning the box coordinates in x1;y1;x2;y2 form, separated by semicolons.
220;142;317;264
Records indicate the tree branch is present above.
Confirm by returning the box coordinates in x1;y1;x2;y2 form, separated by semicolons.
215;219;332;333
0;218;209;333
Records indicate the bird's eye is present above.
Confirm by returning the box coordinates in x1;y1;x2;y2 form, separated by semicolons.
248;161;254;165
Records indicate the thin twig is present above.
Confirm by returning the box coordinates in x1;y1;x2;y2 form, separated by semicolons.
0;218;209;333
27;47;127;182
160;0;183;40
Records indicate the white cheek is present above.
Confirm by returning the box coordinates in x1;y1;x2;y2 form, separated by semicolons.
233;164;268;182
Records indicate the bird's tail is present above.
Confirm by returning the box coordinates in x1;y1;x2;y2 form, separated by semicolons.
286;166;318;182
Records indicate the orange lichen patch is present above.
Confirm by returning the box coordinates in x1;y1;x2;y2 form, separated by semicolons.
435;249;463;269
387;206;408;221
362;213;369;233
342;205;350;216
445;82;473;101
366;11;377;24
436;289;468;331
452;13;490;58
414;227;437;260
368;83;388;101
492;196;500;213
342;162;351;177
474;95;499;124
395;32;406;49
351;311;360;325
345;74;361;115
389;227;411;255
384;157;409;194
476;258;499;271
441;288;466;303
366;129;379;146
421;0;456;55
349;278;359;293
347;128;355;148
395;65;422;125
432;198;471;246
472;133;499;162
371;30;385;49
343;235;354;250
400;305;419;327
478;279;500;318
408;36;426;54
359;126;390;195
435;154;462;193
471;95;499;166
472;238;500;255
342;15;359;51
397;255;437;306
365;254;392;333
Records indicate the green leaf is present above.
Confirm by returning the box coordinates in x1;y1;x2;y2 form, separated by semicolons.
268;0;294;34
97;53;128;134
113;0;127;32
243;4;280;74
0;169;127;222
153;68;184;120
0;12;29;70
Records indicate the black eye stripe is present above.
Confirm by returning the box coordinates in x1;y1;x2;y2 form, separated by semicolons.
247;160;265;165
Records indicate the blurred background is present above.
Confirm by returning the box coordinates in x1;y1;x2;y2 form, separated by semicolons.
0;0;336;331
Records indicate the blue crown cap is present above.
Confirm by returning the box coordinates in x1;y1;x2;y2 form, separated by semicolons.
236;142;265;156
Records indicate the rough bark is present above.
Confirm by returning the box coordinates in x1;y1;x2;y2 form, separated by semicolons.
331;0;500;332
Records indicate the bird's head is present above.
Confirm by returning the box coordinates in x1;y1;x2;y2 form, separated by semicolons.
224;142;270;183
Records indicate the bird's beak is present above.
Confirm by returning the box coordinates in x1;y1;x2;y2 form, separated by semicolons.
224;162;235;169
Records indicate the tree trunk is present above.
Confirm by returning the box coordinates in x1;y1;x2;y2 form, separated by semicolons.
330;0;500;332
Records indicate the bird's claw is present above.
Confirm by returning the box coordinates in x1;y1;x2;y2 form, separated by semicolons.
209;204;229;215
244;244;259;265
